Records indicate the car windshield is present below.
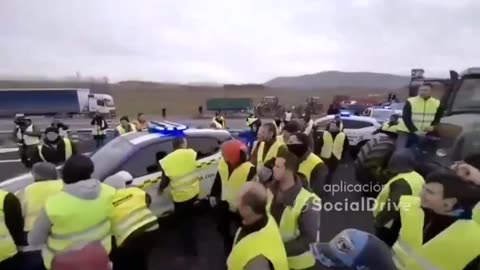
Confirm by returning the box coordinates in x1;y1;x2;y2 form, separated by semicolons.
389;102;405;110
451;77;480;113
371;110;393;119
90;136;134;180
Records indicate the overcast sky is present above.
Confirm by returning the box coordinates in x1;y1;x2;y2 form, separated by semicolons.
0;0;479;83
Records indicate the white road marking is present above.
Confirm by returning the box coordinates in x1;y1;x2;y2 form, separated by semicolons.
0;159;21;163
0;148;19;154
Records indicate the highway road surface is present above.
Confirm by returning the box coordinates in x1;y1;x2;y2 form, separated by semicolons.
0;116;374;270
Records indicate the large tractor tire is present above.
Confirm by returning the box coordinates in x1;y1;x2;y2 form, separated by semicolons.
354;133;396;197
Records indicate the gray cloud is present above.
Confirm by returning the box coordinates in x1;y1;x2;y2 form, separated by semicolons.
0;0;479;83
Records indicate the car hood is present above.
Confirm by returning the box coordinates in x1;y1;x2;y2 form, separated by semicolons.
0;173;35;193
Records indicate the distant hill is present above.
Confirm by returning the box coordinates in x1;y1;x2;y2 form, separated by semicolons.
265;71;410;90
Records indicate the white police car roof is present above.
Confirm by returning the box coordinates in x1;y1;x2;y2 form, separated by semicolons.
314;113;380;125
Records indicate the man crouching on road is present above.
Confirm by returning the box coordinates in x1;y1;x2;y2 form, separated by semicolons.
266;146;321;270
227;181;289;270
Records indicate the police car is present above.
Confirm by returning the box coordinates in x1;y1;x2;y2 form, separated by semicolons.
313;112;381;149
0;121;232;217
362;107;396;124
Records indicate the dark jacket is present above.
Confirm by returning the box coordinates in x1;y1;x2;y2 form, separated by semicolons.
4;192;26;246
35;138;77;165
402;98;443;133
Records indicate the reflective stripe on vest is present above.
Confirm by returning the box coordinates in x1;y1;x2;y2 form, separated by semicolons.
21;125;40;145
0;190;17;262
159;149;199;202
38;139;73;162
320;132;345;160
23;180;63;232
374;171;425;228
218;160;253;211
298;153;323;184
227;215;289;270
257;139;284;169
116;123;136;135
276;188;319;269
398;96;439;132
111;187;158;246
392;196;480;270
43;184;115;269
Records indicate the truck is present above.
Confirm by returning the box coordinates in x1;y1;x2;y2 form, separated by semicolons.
206;98;253;112
0;88;116;118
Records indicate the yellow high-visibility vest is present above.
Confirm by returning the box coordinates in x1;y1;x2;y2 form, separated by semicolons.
298;153;324;184
473;202;480;224
374;171;424;228
381;121;401;133
0;190;17;263
38;138;73;162
257;139;284;169
116;123;136;135
159;149;199;202
320;132;345;160
227;215;289;270
392;196;480;270
272;188;319;269
43;184;115;269
246;117;258;126
111;187;158;246
23;180;63;232
218;159;253;211
397;96;440;132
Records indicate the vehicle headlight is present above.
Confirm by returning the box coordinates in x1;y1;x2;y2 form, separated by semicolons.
436;148;447;157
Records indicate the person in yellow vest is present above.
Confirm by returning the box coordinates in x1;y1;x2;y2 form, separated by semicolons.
35;127;76;165
310;229;397;270
397;83;442;148
158;137;200;259
373;114;402;136
373;149;425;247
0;187;25;269
227;181;289;270
28;155;116;270
286;133;328;196
317;121;349;184
268;147;321;270
104;171;159;270
209;139;257;257
90;113;109;149
393;171;480;270
250;123;284;172
115;116;136;136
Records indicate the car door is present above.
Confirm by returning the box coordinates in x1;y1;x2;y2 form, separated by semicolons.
341;119;377;146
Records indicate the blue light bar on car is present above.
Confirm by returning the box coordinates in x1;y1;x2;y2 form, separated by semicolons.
148;121;188;136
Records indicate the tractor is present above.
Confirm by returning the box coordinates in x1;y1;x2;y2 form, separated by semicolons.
255;96;284;118
354;68;480;197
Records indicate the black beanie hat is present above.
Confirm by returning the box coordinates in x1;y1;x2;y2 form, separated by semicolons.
62;155;94;184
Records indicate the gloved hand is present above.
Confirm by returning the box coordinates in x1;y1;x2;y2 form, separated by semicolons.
209;196;217;208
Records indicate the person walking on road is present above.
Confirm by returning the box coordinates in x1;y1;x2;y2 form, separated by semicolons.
310;229;397;270
158;137;200;262
397;83;442;148
13;116;42;168
90;113;108;149
209;140;257;257
0;188;27;269
287;132;328;196
251;123;285;172
373;149;425;246
316;121;349;184
104;171;159;270
227;181;289;270
392;171;480;270
115;116;136;136
134;113;150;131
28;155;116;270
267;147;321;270
35;127;76;165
